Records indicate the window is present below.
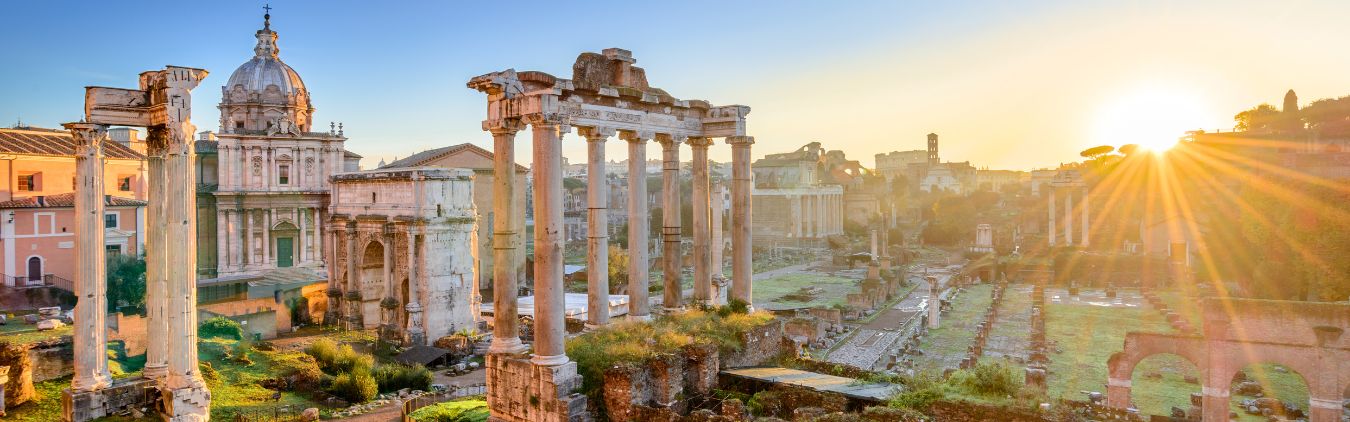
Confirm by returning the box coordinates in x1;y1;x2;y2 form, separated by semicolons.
234;121;244;131
278;164;290;185
118;176;132;191
18;173;37;191
105;244;122;256
104;212;119;229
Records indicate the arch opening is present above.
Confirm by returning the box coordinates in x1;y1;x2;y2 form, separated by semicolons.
360;240;385;328
1225;363;1310;421
1128;353;1202;418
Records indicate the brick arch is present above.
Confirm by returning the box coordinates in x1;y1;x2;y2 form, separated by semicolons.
1105;332;1207;409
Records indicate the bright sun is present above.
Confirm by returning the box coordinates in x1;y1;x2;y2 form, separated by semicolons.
1093;88;1210;152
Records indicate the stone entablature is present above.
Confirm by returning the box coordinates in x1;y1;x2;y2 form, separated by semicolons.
327;168;479;346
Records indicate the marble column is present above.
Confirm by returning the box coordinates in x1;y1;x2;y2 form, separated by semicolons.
711;183;726;281
1047;188;1056;246
144;132;169;380
1064;191;1074;246
1080;187;1089;247
405;226;424;345
488;119;526;354
65;123;112;392
345;225;361;328
727;136;755;306
688;137;713;306
622;131;651;320
242;209;252;266
312;208;322;263
658;135;683;310
265;209;274;265
582;127;612;327
527;116;569;366
217;209;230;271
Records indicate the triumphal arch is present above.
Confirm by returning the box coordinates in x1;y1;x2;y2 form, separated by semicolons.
63;67;212;421
1107;298;1349;422
468;48;753;421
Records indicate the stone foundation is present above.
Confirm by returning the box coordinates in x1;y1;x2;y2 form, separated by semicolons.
603;344;720;421
486;353;589;422
61;377;158;422
721;319;788;369
163;384;212;422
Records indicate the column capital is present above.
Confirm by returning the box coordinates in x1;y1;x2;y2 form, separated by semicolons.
619;129;653;143
63;122;109;155
145;126;171;157
686;136;714;149
726;135;755;147
578;126;615;142
484;118;526;135
656;133;682;149
523;113;571;130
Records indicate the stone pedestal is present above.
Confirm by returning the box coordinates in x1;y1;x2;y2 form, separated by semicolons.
485;353;589;422
62;378;159;422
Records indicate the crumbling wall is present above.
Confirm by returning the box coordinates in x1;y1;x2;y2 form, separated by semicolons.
603;344;722;421
0;341;35;407
722;319;788;369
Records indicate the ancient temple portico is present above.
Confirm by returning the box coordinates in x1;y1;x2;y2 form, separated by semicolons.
66;66;212;422
1046;170;1089;247
468;48;752;422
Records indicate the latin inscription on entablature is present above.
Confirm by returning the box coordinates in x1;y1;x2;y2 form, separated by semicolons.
557;103;702;134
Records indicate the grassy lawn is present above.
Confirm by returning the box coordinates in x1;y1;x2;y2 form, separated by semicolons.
753;273;857;310
1044;303;1171;402
200;338;322;420
978;285;1032;362
1155;290;1204;330
0;323;73;345
914;284;994;371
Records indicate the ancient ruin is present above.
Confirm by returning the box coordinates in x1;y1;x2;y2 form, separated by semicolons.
1046;169;1089;247
327;168;479;345
1106;298;1350;421
468;48;752;421
65;66;212;421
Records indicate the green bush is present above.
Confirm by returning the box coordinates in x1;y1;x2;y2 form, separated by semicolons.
373;363;433;393
199;361;220;383
271;351;323;390
407;397;489;422
305;339;373;374
888;371;948;410
952;361;1021;397
199;317;243;340
328;368;379;403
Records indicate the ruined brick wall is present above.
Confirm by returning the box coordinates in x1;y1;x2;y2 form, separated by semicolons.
722;319;787;369
28;339;73;382
602;344;722;421
927;401;1045;422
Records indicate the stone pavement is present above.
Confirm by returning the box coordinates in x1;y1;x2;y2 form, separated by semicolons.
825;276;932;370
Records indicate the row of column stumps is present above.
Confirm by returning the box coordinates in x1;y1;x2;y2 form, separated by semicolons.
484;117;755;364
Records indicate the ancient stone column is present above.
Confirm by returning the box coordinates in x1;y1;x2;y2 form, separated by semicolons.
658;135;683;310
1080;187;1089;247
711;183;725;280
528;115;569;366
927;276;941;329
623;131;652;320
727;136;755;306
582;127;613;328
217;209;229;272
487;119;526;354
688;137;713;306
870;229;879;257
405;226;425;345
1064;191;1074;246
345;224;362;329
1047;188;1056;246
143;128;169;381
65;122;112;393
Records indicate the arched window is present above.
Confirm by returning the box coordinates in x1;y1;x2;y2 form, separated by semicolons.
26;256;42;281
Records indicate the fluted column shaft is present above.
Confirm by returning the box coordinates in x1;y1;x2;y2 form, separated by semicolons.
623;132;651;320
583;128;611;327
488;121;526;353
165;128;205;391
689;137;713;305
1047;188;1056;246
659;136;683;310
728;136;755;306
529;118;569;366
144;130;169;381
67;123;112;392
711;183;726;281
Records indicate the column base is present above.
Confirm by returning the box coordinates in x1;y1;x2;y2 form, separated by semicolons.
486;353;590;422
62;377;158;422
531;353;570;366
162;384;212;422
489;337;528;355
627;314;652;322
142;363;168;381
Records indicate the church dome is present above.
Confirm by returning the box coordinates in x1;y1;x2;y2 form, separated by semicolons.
224;13;307;97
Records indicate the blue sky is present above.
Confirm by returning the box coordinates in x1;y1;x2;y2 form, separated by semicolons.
4;1;1350;170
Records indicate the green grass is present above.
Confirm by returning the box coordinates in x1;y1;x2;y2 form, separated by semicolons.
1155;290;1204;330
200;338;319;420
0;323;73;346
3;376;69;422
978;286;1032;363
407;396;489;422
1129;354;1201;418
1045;303;1171;401
913;284;995;371
754;274;858;310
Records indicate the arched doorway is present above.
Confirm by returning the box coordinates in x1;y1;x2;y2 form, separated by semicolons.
360;240;385;328
272;221;299;268
1130;353;1202;418
1227;363;1310;420
26;256;42;283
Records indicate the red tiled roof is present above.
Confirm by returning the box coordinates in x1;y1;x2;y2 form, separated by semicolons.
381;143;528;172
0;127;144;160
0;192;147;209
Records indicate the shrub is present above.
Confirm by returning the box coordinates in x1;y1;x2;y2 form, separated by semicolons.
305;339;373;374
271;351;323;390
328;368;379;403
199;361;220;383
199;316;243;340
888;371;947;411
407;397;489;422
373;363;433;393
232;339;254;365
952;361;1021;397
